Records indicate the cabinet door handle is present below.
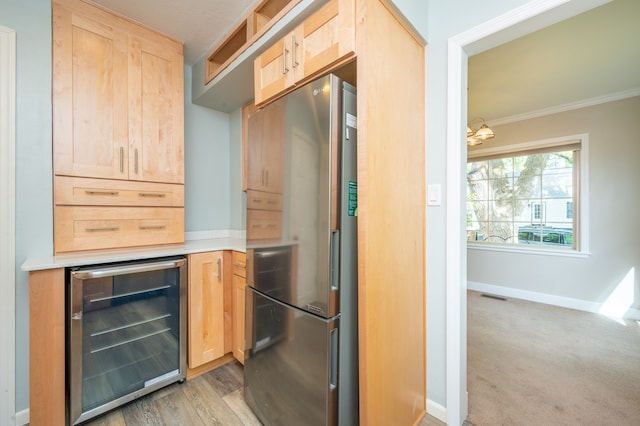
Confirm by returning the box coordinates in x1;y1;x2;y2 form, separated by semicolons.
85;226;119;232
217;258;222;282
282;41;289;75
138;192;166;198
134;149;139;174
291;34;299;68
138;225;166;230
119;147;124;173
85;190;119;196
265;170;269;186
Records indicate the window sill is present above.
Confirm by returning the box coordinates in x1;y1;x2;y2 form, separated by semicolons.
467;242;591;258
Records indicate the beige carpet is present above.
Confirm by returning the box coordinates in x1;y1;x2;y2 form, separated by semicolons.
467;290;640;426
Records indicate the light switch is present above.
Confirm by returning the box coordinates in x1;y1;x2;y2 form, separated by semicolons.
427;184;441;206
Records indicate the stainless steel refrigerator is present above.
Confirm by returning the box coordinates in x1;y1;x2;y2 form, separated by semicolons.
244;73;358;426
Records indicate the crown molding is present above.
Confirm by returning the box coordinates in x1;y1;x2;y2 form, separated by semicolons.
490;88;640;126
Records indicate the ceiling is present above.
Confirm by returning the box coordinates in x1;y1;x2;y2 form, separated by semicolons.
90;0;640;122
91;0;255;65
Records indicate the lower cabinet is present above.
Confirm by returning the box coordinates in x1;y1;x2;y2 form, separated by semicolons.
232;251;247;364
187;250;246;375
187;251;225;368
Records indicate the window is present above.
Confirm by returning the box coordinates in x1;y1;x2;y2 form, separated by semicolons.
467;137;584;251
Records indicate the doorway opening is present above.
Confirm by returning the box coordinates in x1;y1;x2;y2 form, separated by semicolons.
445;1;612;424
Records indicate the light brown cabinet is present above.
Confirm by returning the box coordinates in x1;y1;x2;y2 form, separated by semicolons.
53;0;184;184
253;0;355;105
52;0;185;253
187;251;225;368
245;99;286;194
244;98;286;241
231;251;247;364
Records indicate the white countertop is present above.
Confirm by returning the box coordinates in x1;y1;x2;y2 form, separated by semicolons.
21;237;246;271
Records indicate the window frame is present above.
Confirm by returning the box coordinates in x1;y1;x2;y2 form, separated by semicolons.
466;134;590;258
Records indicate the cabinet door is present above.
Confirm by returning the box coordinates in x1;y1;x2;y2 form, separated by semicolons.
188;251;225;368
246;98;286;193
53;2;129;179
128;35;184;184
293;0;355;82
254;33;296;105
232;273;246;364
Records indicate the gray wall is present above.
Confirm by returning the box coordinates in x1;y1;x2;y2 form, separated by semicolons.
184;65;235;232
424;0;537;408
2;1;241;412
468;97;640;312
1;0;53;412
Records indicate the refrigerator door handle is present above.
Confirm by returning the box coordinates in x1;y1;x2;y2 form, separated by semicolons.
329;327;338;391
331;230;340;291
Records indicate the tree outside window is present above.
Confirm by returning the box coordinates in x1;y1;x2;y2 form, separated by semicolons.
467;147;577;248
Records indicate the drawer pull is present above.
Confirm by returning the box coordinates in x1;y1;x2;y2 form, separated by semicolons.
232;263;246;268
85;190;119;196
139;225;166;230
138;192;167;198
86;226;119;232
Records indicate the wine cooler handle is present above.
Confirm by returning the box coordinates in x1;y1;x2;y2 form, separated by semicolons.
71;258;186;279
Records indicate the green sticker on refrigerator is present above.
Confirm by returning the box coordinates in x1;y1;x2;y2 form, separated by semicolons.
348;181;358;216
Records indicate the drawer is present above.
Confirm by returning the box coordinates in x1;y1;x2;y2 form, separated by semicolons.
55;176;184;207
246;190;283;211
246;210;283;240
54;206;184;253
232;251;246;278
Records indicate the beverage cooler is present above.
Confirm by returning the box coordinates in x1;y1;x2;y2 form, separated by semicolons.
67;256;187;425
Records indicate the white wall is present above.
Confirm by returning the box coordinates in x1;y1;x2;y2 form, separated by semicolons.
468;97;640;314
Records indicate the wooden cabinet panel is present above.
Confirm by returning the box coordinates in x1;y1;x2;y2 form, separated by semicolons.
53;2;129;179
246;98;286;194
254;36;296;105
29;269;66;426
188;251;225;368
128;35;184;184
53;0;185;253
246;189;283;211
293;0;355;81
232;251;246;364
247;210;283;240
55;176;184;207
54;206;184;252
254;0;355;105
53;0;184;185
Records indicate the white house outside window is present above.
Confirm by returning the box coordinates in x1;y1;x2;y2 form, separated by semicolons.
467;137;586;253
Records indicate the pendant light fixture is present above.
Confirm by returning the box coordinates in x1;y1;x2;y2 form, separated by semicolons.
467;117;495;146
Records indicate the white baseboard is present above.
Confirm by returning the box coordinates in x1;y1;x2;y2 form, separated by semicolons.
426;398;447;424
468;281;640;321
15;408;28;426
184;229;245;241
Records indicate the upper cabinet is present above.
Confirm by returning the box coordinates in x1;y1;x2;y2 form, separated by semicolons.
53;0;184;185
245;99;286;194
254;0;355;105
52;0;185;253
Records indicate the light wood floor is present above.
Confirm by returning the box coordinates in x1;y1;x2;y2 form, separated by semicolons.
83;359;445;426
84;360;261;426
